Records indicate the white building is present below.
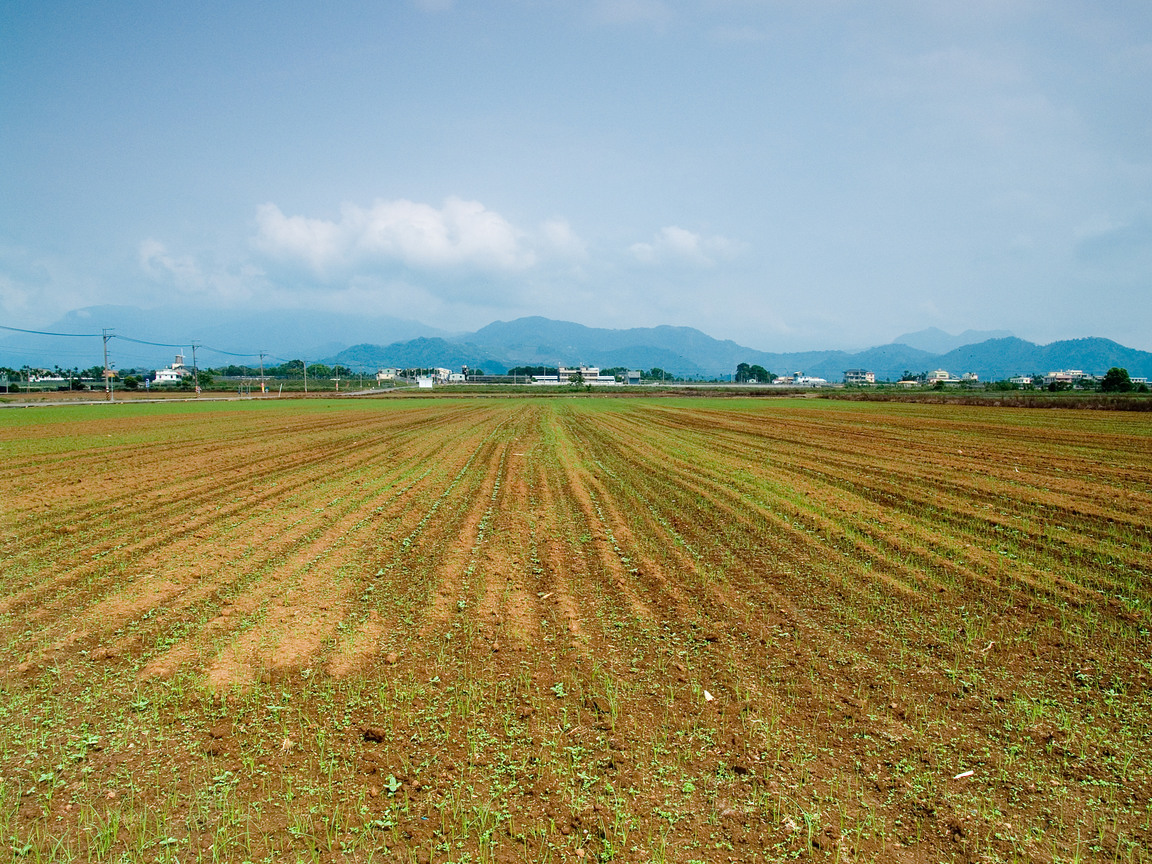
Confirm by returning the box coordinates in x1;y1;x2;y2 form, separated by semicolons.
793;374;828;387
155;354;192;384
375;368;400;382
843;369;875;385
533;365;618;385
1044;369;1093;387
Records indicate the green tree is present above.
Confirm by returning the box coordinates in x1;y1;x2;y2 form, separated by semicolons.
735;363;774;383
1101;367;1133;392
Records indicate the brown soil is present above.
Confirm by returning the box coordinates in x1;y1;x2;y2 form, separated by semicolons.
0;397;1149;863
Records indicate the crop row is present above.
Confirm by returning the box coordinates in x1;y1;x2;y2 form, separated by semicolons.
0;397;1148;863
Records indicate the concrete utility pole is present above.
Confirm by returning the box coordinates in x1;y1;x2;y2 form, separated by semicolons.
190;342;200;396
259;352;266;394
303;360;308;393
102;328;114;402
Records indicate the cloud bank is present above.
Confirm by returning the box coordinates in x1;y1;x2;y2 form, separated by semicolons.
629;226;742;267
252;197;586;280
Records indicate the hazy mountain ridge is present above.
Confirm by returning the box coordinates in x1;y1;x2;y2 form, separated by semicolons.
745;337;1152;382
893;327;1015;354
465;317;749;369
330;328;1152;381
927;337;1152;382
332;339;509;374
3;307;1149;380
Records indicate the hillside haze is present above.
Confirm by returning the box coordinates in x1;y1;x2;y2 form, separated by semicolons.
329;320;1152;381
893;327;1015;354
3;308;1150;380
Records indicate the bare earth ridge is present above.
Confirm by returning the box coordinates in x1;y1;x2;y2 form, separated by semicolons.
0;396;1149;862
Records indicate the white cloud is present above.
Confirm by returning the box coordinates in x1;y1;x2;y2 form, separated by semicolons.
1073;210;1152;268
538;219;587;258
139;239;204;286
629;226;742;266
252;197;589;281
1073;213;1125;241
138;239;263;307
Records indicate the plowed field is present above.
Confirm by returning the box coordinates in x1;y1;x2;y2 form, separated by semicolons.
1;397;1150;863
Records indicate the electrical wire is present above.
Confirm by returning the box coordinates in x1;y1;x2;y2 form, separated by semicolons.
113;335;187;349
0;325;101;337
4;326;369;374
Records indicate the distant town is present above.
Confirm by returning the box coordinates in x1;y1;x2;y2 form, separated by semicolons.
3;355;1148;395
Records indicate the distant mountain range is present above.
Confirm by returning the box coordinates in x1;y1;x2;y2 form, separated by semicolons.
892;327;1015;354
328;319;1152;381
731;336;1152;383
3;306;1150;381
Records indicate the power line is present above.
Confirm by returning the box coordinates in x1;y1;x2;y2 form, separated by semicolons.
3;326;294;364
0;324;101;337
113;334;188;349
199;344;271;359
6;325;405;373
114;335;266;359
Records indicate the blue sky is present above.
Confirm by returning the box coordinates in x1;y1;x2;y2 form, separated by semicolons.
2;0;1150;351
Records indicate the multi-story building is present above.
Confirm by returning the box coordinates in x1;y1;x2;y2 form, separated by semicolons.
843;369;875;385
